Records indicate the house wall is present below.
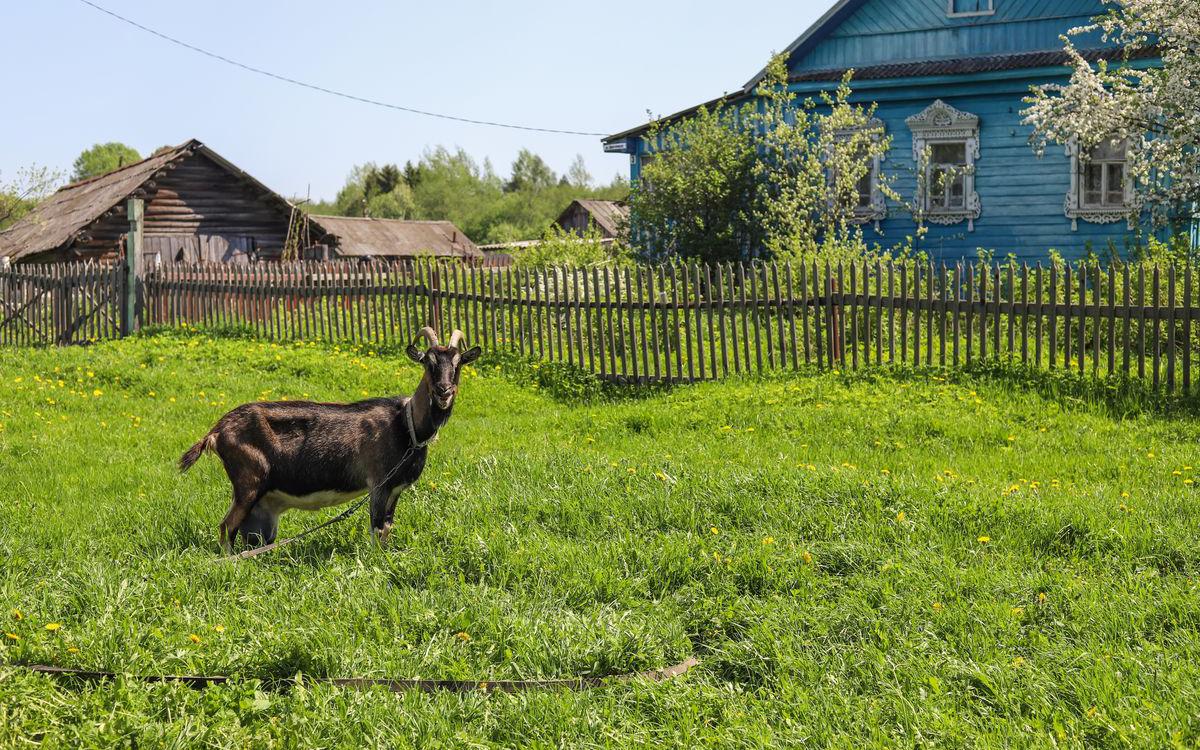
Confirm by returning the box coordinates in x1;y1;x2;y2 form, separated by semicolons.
71;153;294;261
796;0;1107;70
622;0;1165;262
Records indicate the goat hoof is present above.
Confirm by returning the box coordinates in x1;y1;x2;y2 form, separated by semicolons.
372;524;393;546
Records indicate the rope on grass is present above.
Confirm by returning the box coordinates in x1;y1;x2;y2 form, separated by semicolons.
17;658;700;693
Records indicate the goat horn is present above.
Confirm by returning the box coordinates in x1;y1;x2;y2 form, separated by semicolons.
447;329;466;349
414;326;439;347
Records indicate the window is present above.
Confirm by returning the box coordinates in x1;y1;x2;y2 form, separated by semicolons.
1065;139;1130;229
948;0;994;17
906;100;982;230
830;118;887;226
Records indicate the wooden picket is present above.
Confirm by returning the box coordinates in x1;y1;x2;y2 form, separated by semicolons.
4;258;1200;394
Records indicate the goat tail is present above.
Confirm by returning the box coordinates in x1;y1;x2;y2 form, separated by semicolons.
179;432;217;473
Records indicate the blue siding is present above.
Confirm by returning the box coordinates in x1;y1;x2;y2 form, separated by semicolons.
792;0;1109;70
840;73;1151;262
618;1;1159;262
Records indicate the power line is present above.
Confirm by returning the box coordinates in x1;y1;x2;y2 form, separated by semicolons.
75;0;609;137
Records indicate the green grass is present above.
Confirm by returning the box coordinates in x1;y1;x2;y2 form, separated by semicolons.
1;331;1199;748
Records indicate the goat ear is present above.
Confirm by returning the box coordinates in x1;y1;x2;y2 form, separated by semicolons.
406;344;425;363
459;346;482;365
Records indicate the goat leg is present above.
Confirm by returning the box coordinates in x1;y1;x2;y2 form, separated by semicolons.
369;486;394;545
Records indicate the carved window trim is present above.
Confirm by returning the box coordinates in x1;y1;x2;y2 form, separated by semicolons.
906;100;981;231
1065;139;1133;231
829;117;888;229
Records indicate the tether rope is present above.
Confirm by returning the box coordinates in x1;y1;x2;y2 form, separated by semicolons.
14;658;699;693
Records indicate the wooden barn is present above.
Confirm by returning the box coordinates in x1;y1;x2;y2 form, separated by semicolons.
555;199;628;240
0;139;480;265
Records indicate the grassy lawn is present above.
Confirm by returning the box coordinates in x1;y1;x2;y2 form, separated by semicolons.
1;331;1198;748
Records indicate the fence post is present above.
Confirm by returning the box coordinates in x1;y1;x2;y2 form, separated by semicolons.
121;198;144;337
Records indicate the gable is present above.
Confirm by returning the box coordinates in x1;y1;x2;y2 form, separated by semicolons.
786;0;1111;73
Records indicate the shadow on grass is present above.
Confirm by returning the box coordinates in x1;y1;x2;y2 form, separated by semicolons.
139;324;1200;416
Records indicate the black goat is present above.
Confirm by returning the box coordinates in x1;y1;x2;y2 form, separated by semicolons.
179;327;481;552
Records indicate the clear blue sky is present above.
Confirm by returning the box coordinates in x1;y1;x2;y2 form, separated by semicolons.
2;0;824;201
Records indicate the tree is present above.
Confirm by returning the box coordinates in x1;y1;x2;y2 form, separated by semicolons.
626;55;890;262
333;163;415;218
566;154;593;189
71;142;141;181
1023;0;1200;229
0;165;61;230
505;149;557;193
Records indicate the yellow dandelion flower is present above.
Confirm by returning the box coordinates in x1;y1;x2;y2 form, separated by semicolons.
801;550;814;565
92;389;102;397
881;468;891;476
1011;607;1025;617
213;624;226;633
627;467;636;475
5;632;19;641
455;631;471;642
11;609;21;621
710;526;719;535
189;634;201;644
762;536;775;545
932;602;943;612
1011;656;1026;668
977;536;991;544
896;511;906;523
67;646;79;654
44;623;61;632
1038;592;1047;604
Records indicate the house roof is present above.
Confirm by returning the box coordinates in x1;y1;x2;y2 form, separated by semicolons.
0;139;299;262
740;0;866;92
309;215;481;258
558;199;628;237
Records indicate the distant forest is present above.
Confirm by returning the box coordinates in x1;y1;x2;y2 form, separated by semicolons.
302;147;628;244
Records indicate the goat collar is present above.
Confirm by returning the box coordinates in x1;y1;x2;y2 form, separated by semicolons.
403;397;437;448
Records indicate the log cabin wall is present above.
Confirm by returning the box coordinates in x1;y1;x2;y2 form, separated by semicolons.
68;152;294;262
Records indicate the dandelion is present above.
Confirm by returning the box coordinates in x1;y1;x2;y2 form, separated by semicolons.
4;632;19;641
762;536;775;545
92;389;102;397
1011;607;1025;617
455;631;471;642
213;624;226;633
1121;491;1130;498
1038;592;1047;604
881;469;890;476
189;634;201;644
801;550;813;565
977;536;991;544
1006;435;1015;442
932;602;943;612
895;511;906;523
1011;656;1026;668
67;647;79;654
10;609;21;621
710;526;719;535
627;467;636;475
44;623;61;632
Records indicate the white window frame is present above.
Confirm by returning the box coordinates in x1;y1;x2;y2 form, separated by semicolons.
830;118;887;228
906;100;982;231
1064;139;1132;230
947;0;995;18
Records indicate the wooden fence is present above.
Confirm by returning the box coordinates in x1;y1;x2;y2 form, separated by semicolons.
5;258;1200;393
0;262;124;346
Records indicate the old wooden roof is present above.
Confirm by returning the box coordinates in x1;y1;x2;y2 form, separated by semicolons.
310;216;481;258
0;139;299;262
557;200;628;238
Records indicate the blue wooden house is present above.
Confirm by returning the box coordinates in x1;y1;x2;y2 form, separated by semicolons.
603;0;1161;262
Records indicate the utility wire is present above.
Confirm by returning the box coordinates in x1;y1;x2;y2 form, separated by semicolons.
75;0;609;137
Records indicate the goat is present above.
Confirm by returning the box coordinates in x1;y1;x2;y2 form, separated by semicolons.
179;327;481;552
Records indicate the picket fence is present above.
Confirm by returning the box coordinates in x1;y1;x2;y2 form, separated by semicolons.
3;258;1200;393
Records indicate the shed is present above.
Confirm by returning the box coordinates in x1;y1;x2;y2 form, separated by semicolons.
308;216;481;259
0;139;304;264
555;200;628;239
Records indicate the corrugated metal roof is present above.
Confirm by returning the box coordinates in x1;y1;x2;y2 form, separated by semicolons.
310;216;481;258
